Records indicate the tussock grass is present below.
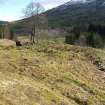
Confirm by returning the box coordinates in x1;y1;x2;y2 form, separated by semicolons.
0;38;105;105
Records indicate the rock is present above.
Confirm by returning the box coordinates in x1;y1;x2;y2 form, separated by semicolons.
16;40;22;46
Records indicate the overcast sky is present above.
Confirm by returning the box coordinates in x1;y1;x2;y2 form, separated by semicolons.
0;0;71;21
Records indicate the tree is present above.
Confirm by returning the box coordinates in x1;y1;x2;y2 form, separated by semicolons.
86;33;104;48
23;1;46;43
0;25;4;38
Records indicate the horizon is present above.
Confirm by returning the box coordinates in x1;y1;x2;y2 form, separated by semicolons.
0;0;72;22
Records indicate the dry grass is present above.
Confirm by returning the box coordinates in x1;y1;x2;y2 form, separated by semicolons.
0;39;16;48
0;39;105;105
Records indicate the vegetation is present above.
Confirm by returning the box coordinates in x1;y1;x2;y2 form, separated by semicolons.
65;23;105;48
0;0;105;105
23;1;47;44
47;0;105;28
0;38;105;105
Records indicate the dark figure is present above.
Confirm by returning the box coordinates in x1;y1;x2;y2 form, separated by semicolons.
16;40;22;47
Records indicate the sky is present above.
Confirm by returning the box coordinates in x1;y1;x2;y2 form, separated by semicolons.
0;0;71;21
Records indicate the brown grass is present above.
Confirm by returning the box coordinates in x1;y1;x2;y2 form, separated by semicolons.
0;39;105;105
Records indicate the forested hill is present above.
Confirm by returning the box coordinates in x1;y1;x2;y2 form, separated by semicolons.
46;0;105;27
0;21;8;25
9;0;105;31
1;0;105;35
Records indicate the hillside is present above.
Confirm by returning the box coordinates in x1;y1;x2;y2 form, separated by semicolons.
0;21;8;26
46;0;105;27
11;0;105;33
12;0;105;32
0;39;105;105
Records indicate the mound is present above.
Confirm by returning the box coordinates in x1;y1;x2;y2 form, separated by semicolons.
0;39;16;48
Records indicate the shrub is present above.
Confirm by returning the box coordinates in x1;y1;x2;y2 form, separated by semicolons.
65;34;80;44
86;33;104;48
65;32;104;48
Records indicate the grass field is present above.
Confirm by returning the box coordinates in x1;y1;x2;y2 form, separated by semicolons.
0;39;105;105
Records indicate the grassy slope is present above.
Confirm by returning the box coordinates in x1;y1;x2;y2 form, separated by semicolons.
0;39;105;105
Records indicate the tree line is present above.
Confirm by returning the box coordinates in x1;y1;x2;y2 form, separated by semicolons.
65;24;105;48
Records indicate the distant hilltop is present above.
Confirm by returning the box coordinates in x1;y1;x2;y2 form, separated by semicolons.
46;0;105;27
0;21;8;26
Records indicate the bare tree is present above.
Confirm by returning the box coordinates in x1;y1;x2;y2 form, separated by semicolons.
23;1;47;43
0;26;4;38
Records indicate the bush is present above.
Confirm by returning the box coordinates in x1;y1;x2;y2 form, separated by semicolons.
86;33;104;48
65;34;80;44
65;32;104;48
86;33;94;47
